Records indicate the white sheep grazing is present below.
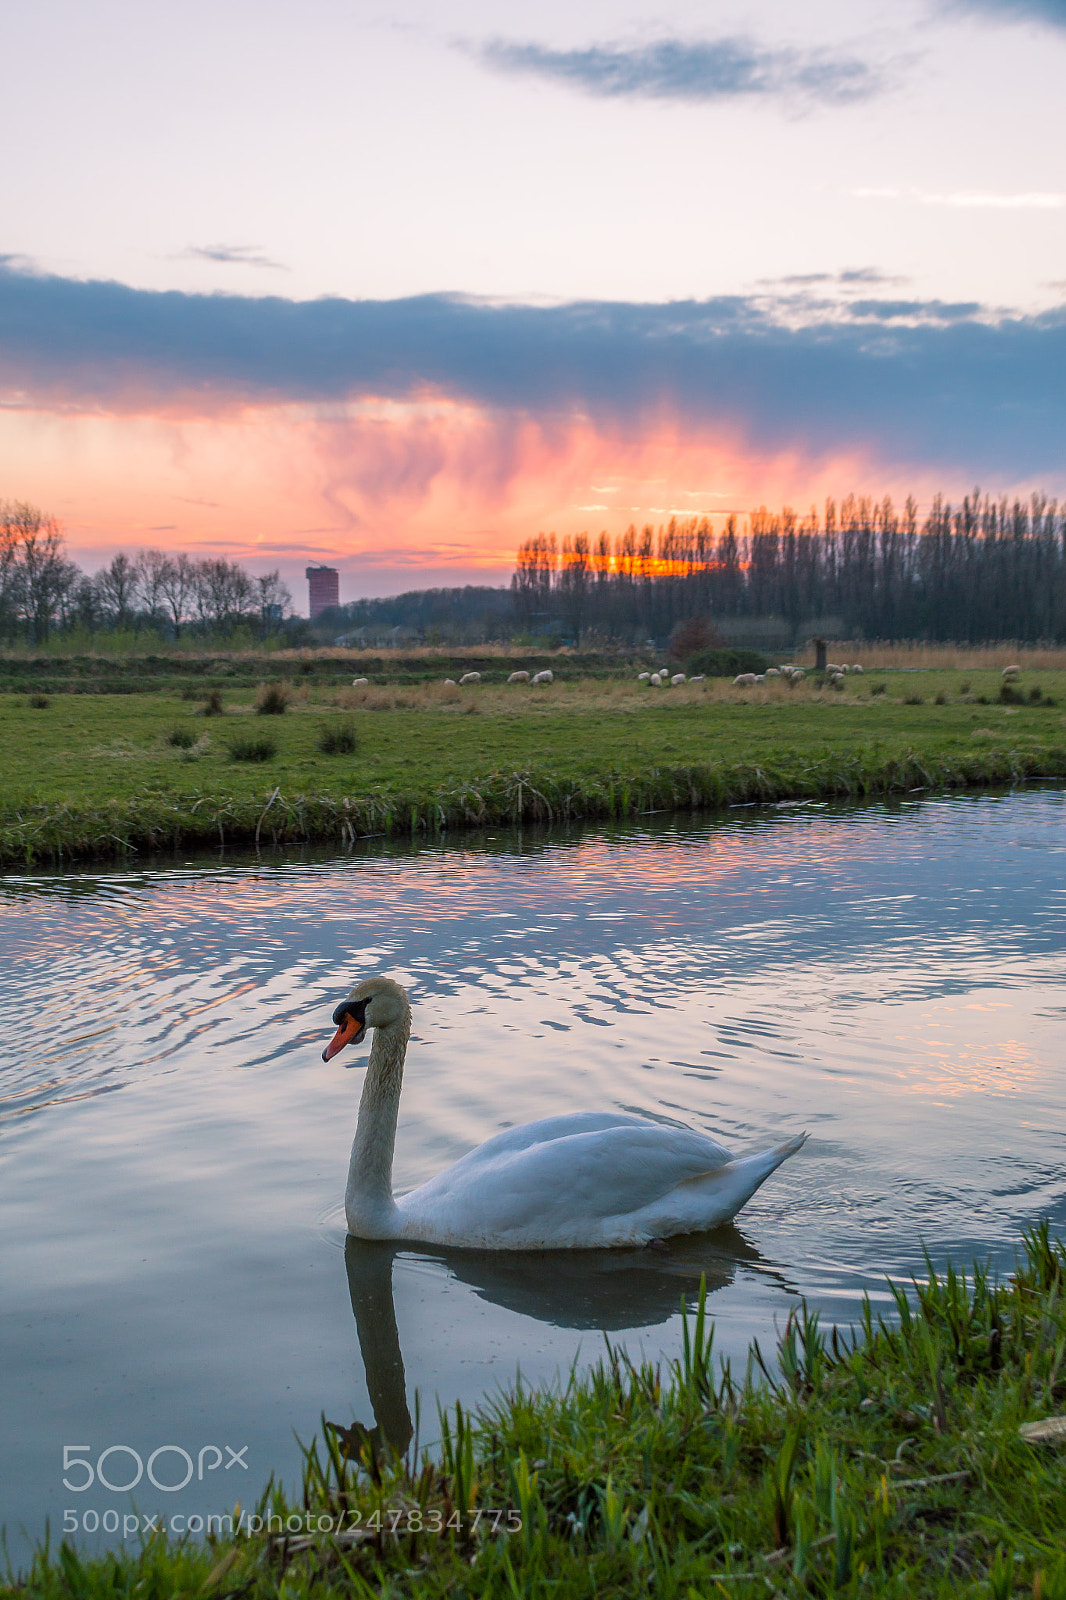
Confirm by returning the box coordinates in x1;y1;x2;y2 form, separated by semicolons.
1002;665;1021;680
852;664;864;674
671;672;686;685
650;672;663;687
443;678;457;686
637;671;651;681
507;670;530;683
765;667;781;678
791;668;806;681
689;673;705;682
733;672;757;687
459;671;481;685
826;662;843;674
351;676;369;686
531;669;553;684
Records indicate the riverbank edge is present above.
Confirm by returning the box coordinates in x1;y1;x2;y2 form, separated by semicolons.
4;740;1065;868
5;1224;1065;1598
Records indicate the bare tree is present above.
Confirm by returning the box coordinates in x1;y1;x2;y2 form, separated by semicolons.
194;558;253;632
134;548;172;627
254;570;292;630
94;552;139;629
156;552;197;638
1;501;69;642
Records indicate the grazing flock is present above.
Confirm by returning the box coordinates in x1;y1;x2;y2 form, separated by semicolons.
347;662;880;692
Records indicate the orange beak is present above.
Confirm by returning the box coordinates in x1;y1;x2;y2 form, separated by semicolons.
323;1013;364;1063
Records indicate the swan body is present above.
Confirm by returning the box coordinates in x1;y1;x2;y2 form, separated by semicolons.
324;977;806;1251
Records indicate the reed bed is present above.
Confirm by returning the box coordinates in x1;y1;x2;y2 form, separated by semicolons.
7;1224;1065;1598
797;642;1066;671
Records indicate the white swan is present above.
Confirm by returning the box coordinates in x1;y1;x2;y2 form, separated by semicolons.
323;977;807;1250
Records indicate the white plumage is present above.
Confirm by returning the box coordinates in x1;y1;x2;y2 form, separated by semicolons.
324;979;807;1251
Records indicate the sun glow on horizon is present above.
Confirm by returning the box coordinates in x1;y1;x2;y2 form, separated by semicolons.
0;391;1011;594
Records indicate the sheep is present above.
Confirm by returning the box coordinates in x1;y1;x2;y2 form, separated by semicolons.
650;672;663;687
351;677;369;687
765;667;781;678
852;664;864;674
733;672;757;687
826;662;844;674
637;671;651;681
531;669;553;684
790;668;806;682
670;672;686;685
1002;665;1021;680
443;678;457;686
753;674;766;684
507;670;530;683
689;674;705;682
459;671;482;685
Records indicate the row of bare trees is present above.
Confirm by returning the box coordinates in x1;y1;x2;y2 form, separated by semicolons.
0;502;292;643
512;492;1066;643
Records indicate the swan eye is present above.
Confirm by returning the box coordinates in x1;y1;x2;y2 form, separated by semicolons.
332;998;368;1026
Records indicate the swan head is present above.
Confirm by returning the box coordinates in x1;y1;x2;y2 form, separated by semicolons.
322;977;410;1063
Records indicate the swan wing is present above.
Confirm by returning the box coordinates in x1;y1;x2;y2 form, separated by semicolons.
399;1120;734;1247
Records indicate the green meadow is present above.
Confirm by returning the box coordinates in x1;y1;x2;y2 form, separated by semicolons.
2;666;1066;865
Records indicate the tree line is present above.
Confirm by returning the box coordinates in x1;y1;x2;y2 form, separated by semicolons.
0;501;293;643
511;492;1066;643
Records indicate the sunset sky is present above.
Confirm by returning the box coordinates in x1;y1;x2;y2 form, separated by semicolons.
3;0;1066;604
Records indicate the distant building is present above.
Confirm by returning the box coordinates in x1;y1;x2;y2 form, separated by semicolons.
306;565;339;619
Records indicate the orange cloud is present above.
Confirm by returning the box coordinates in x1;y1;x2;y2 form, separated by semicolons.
0;392;970;592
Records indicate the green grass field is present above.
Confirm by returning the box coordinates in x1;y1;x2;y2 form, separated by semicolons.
2;668;1065;865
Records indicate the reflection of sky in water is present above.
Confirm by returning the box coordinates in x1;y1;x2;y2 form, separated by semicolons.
1;791;1064;1560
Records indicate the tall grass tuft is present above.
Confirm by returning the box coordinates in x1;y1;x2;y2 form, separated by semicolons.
256;682;290;715
166;726;196;748
227;734;277;762
317;720;359;755
27;693;50;709
201;689;224;716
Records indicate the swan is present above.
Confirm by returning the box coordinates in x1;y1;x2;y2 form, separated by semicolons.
323;977;807;1250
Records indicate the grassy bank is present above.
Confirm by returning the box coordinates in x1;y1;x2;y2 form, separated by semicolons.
2;668;1066;866
7;1225;1065;1598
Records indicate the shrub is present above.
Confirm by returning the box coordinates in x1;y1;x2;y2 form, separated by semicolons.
685;647;769;678
201;690;224;716
871;682;887;696
903;693;924;705
934;690;948;705
28;693;50;709
999;684;1025;705
959;681;971;694
167;726;196;748
668;616;721;662
256;682;290;715
227;735;277;762
1029;685;1044;702
317;721;358;755
180;685;201;701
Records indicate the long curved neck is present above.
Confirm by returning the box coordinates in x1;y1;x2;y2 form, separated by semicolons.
345;1013;410;1234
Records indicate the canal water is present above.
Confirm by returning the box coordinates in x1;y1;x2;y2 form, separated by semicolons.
2;790;1064;1561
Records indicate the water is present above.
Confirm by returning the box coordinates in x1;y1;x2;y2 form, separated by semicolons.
2;791;1065;1563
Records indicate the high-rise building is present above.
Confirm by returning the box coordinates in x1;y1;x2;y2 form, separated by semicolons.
306;565;339;619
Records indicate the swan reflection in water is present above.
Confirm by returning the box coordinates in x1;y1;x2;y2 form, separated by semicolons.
340;1228;793;1457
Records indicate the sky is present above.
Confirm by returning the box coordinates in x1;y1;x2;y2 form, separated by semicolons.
2;0;1066;603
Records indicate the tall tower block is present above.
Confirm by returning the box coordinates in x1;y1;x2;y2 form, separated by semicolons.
306;565;339;619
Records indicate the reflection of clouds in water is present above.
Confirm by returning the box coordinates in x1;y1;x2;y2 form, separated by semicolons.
1;793;1065;1260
